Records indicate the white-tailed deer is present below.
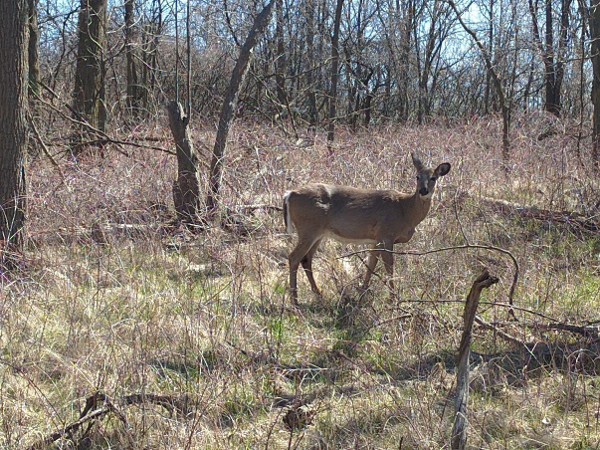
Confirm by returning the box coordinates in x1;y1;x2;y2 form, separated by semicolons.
283;152;450;303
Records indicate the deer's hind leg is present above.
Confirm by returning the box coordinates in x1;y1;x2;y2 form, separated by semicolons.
362;240;395;290
362;247;380;288
289;235;321;303
301;239;322;296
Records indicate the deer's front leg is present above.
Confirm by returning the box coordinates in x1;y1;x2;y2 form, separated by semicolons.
380;241;395;292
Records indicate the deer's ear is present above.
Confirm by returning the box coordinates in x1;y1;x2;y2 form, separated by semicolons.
435;163;451;177
411;152;425;171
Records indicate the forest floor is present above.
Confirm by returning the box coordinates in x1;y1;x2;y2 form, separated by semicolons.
2;112;600;449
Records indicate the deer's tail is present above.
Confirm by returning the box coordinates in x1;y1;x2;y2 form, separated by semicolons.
283;191;293;234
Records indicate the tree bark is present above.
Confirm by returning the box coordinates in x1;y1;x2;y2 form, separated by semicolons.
0;0;29;269
167;101;200;224
397;0;414;121
205;0;275;214
304;0;317;127
141;0;162;112
72;0;108;151
528;0;571;117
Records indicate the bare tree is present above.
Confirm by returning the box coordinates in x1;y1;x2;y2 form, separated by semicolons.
528;0;572;116
140;0;163;113
206;0;275;214
450;0;511;164
327;0;345;150
591;0;600;163
305;0;318;126
415;0;454;122
0;0;29;268
275;0;287;111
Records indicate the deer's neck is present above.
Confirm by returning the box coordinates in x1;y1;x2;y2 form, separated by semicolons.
409;192;432;224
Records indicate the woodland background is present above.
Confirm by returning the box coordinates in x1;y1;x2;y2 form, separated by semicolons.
0;0;600;448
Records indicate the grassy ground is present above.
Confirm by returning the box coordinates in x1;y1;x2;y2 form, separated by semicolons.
2;113;600;448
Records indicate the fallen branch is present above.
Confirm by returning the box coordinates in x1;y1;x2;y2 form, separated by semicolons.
27;391;193;449
236;204;283;212
28;407;112;450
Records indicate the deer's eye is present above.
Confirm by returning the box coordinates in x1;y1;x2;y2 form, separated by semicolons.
430;177;437;182
416;175;421;180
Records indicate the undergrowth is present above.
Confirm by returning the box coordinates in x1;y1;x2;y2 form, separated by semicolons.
1;113;600;448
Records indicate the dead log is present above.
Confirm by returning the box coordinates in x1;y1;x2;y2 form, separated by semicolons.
452;269;498;450
530;321;600;338
462;192;600;234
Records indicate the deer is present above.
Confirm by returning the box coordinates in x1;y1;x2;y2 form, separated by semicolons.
283;152;451;304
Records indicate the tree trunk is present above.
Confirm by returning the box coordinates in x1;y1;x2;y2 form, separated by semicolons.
141;0;162;113
275;0;287;111
484;0;494;114
304;0;317;126
167;101;200;224
591;0;600;164
125;0;141;113
528;0;570;117
205;0;275;214
0;0;29;269
398;0;414;121
72;0;108;152
543;0;559;115
27;0;39;97
326;0;344;151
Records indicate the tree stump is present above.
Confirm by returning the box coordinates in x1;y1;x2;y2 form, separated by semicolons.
451;269;498;450
167;101;200;224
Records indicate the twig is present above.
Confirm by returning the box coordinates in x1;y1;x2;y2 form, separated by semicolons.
28;407;111;449
27;113;70;191
474;315;525;346
35;83;175;156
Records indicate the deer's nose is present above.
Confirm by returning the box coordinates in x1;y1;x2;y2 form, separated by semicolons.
419;187;429;196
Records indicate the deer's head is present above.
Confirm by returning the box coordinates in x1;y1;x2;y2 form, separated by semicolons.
411;152;451;200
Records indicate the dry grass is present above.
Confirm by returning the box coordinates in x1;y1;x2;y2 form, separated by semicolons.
2;112;600;448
